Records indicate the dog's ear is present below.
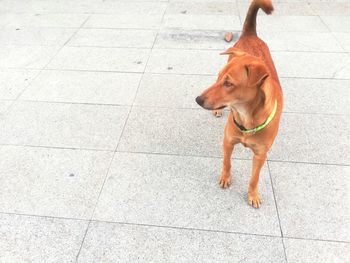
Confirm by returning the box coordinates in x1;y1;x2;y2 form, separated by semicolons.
245;61;269;108
245;61;269;88
220;47;246;57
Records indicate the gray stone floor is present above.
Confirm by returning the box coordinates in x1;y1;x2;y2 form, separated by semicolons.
0;0;349;262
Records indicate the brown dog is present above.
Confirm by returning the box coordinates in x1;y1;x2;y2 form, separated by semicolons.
196;0;283;208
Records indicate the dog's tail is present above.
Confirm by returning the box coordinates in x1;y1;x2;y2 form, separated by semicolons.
242;0;274;36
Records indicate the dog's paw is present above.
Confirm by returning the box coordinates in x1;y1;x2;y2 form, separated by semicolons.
219;175;231;188
248;192;262;208
212;110;223;118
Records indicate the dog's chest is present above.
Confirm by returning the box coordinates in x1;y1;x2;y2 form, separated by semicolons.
239;135;258;150
241;140;255;148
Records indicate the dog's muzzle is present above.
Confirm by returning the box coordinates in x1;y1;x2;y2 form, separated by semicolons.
196;96;225;110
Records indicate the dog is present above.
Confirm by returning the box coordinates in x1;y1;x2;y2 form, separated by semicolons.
195;0;283;208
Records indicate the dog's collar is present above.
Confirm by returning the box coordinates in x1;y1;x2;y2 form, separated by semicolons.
233;100;278;134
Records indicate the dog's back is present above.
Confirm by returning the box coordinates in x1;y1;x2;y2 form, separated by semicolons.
233;0;280;84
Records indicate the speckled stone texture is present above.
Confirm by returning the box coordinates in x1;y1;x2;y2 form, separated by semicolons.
0;0;349;262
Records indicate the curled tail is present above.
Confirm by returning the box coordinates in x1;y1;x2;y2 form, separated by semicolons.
242;0;274;35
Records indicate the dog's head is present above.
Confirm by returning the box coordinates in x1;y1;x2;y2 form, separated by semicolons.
195;47;269;110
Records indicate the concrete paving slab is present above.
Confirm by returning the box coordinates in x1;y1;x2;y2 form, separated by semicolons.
333;32;350;52
146;49;227;75
93;153;280;235
0;13;88;28
0;101;129;150
155;29;233;50
85;14;164;30
0;213;87;263
134;73;216;108
281;78;350;115
269;161;350;241
258;16;328;32
0;101;12;116
78;221;285;263
260;31;344;52
0;27;76;46
91;2;168;15
284;239;350;263
269;113;350;165
68;28;157;48
162;14;240;31
0;145;113;219
47;46;150;72
272;51;350;79
118;107;251;158
0;0;108;14
167;1;238;16
20;70;141;105
238;2;316;17
310;3;350;16
171;0;233;2
321;16;350;33
0;45;60;69
0;69;39;100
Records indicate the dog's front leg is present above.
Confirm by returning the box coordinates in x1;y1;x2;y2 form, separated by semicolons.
248;153;267;208
219;134;236;188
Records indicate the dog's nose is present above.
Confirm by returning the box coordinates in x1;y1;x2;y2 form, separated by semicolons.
195;96;205;106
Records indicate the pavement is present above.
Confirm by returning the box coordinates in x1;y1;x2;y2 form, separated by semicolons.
0;0;349;262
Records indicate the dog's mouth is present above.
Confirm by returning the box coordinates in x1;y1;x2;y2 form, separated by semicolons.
200;104;226;111
213;105;226;110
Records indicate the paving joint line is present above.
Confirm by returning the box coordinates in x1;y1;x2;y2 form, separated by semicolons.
0;143;114;152
115;149;231;160
40;14;92;69
267;160;288;263
91;219;283;240
74;221;91;262
315;10;348;53
0;70;43;116
282;235;350;245
14;99;133;107
0;211;89;222
267;159;350;167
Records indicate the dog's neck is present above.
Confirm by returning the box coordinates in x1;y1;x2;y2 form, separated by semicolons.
230;81;275;130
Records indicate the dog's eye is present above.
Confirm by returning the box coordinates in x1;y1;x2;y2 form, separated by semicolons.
223;80;234;88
